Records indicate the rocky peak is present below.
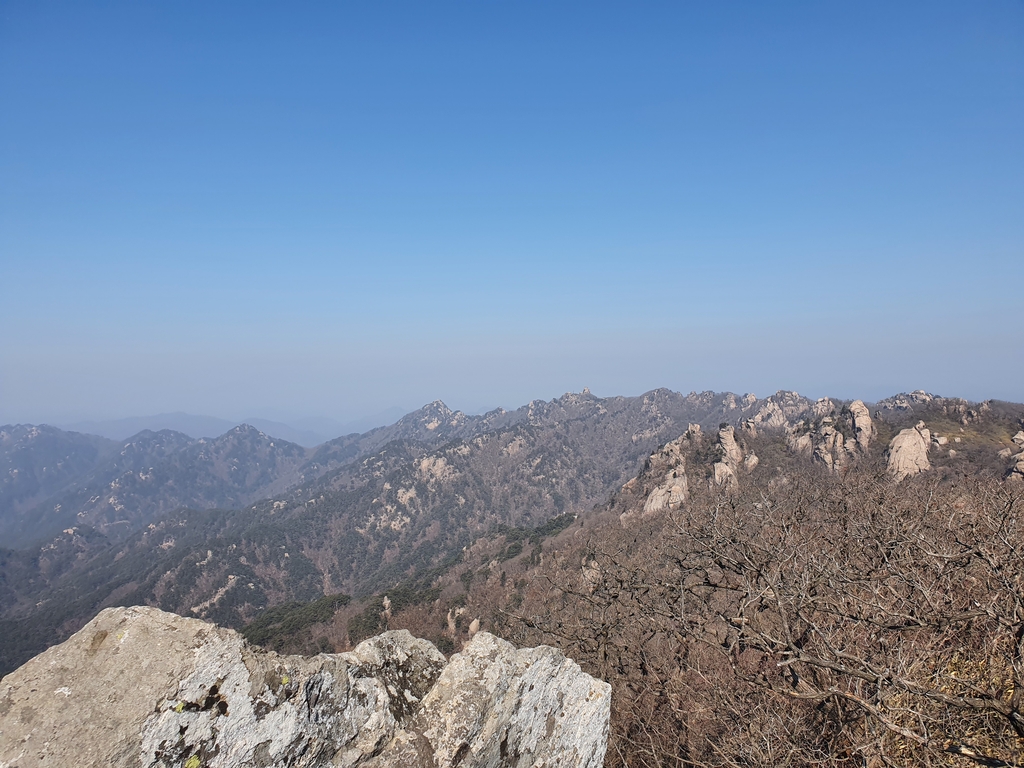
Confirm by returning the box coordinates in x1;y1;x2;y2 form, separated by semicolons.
637;435;689;517
813;417;848;473
205;425;304;454
121;429;195;452
368;632;609;767
549;388;604;416
747;400;788;430
718;425;744;467
394;401;468;434
848;400;874;452
877;390;936;412
888;391;937;409
558;387;596;403
713;425;758;488
811;397;836;418
0;425;122;547
788;401;873;473
683;390;719;409
0;606;610;768
745;390;815;431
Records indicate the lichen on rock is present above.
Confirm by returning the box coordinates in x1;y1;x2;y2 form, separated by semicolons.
366;632;610;768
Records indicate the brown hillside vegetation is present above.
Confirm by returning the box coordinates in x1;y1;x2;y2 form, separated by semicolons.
484;469;1024;767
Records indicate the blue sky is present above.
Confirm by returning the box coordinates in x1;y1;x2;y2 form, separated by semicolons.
2;1;1022;424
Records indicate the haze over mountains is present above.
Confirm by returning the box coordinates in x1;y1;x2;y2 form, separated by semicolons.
57;407;411;447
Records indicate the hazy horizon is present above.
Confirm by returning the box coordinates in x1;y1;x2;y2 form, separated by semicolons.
5;379;1021;435
3;2;1022;422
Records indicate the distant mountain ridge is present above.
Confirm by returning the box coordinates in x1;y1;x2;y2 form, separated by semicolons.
3;426;315;547
60;412;334;447
55;407;413;447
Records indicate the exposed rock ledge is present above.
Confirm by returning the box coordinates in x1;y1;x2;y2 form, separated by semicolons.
0;606;610;768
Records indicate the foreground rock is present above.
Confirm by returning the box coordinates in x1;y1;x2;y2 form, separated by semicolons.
365;632;610;767
0;606;610;768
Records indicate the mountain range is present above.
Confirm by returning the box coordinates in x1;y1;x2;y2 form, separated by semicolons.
1;387;1022;678
1;389;776;550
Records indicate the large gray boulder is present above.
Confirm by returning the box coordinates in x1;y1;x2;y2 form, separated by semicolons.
1008;454;1024;482
1007;433;1024;481
0;607;610;768
887;421;932;481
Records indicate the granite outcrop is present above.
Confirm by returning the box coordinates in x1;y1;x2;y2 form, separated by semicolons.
0;606;610;768
887;421;932;480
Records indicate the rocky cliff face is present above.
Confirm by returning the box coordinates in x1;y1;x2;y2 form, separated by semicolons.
0;606;609;768
636;435;690;517
365;632;610;767
712;425;757;488
782;400;873;475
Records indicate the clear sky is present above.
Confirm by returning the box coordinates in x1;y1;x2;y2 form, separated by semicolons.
2;1;1022;424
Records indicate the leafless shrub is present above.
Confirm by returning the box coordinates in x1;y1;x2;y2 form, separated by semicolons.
497;469;1024;767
